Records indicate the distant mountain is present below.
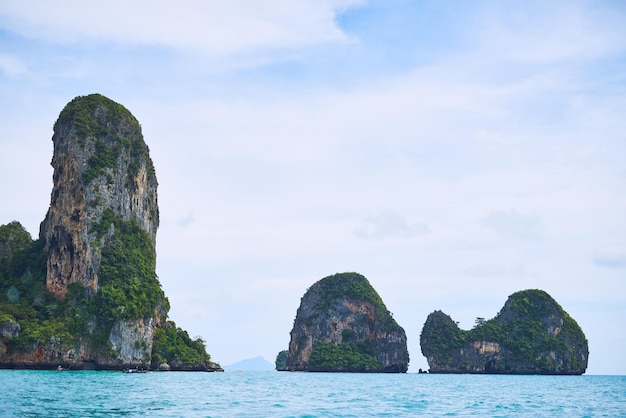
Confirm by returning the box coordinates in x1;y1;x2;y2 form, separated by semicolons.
223;356;274;371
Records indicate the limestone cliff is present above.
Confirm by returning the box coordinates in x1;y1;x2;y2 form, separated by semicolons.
420;289;588;375
286;272;409;373
0;94;219;371
41;94;158;298
42;94;162;368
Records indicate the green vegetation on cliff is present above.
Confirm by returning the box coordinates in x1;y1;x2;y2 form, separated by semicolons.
308;341;381;372
275;350;288;371
151;321;211;368
57;94;155;186
0;219;210;368
93;209;168;323
0;222;33;259
0;223;79;352
308;272;397;331
56;93;139;137
0;210;169;353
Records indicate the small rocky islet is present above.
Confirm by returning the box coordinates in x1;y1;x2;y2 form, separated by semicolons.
1;94;589;374
277;272;588;375
283;272;409;373
420;289;588;375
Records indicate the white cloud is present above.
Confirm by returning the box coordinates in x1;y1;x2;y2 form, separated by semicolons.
0;0;363;55
176;212;196;228
475;1;626;63
464;263;532;278
594;244;626;268
481;209;541;240
0;53;27;77
353;212;429;240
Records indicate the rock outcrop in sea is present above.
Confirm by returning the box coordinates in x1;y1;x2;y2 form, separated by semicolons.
0;94;221;371
275;350;288;371
420;289;588;375
285;272;409;372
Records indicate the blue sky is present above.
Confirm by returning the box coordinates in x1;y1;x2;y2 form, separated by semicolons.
1;0;625;374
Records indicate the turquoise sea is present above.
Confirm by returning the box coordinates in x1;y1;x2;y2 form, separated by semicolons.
1;370;624;417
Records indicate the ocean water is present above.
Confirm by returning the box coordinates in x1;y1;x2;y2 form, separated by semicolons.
0;370;624;417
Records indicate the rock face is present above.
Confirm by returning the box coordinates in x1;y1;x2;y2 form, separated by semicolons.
41;94;162;368
41;94;158;298
286;272;409;373
0;94;219;371
420;289;588;375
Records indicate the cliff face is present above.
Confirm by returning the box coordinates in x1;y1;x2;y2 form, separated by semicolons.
40;94;161;368
286;272;409;373
41;94;158;298
0;94;218;371
420;289;588;375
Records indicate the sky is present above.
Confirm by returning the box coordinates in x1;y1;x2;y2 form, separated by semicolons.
0;0;625;374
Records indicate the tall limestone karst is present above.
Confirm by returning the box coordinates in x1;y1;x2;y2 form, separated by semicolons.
42;94;158;298
0;94;219;371
420;289;588;375
286;272;409;373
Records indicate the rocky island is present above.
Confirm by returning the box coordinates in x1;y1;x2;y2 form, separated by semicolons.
420;289;588;375
0;94;221;371
284;272;409;372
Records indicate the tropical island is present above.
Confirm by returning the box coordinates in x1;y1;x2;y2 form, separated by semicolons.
0;94;221;371
281;272;409;373
420;289;588;374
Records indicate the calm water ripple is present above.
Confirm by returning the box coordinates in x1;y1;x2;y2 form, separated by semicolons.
0;370;624;417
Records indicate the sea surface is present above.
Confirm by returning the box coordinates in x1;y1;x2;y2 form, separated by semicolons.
1;370;624;417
